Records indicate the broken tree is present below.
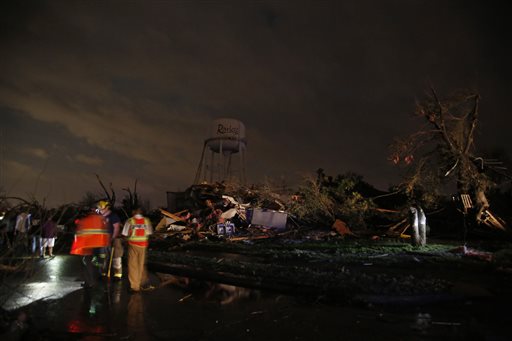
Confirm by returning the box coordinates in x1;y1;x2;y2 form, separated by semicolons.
390;88;507;231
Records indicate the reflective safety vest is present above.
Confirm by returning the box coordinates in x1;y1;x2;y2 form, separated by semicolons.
70;214;110;255
126;217;150;247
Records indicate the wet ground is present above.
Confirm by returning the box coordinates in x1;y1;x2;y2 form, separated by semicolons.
1;254;511;340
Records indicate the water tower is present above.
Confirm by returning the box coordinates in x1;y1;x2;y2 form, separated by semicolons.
194;118;247;185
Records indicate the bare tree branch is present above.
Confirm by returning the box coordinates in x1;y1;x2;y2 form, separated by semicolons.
95;174;115;205
464;95;479;154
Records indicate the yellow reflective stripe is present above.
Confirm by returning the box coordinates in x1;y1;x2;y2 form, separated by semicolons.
128;229;148;241
129;235;147;242
76;229;109;235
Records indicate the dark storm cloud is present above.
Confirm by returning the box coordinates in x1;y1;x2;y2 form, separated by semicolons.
0;107;149;203
0;0;510;207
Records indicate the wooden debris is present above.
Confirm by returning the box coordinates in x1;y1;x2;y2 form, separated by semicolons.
481;210;506;230
178;293;193;302
228;235;271;242
159;208;186;222
386;218;408;235
0;264;20;272
374;208;401;213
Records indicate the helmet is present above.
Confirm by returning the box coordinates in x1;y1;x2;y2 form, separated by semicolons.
97;200;110;210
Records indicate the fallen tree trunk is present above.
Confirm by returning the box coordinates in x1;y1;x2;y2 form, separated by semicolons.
145;242;501;303
148;261;331;298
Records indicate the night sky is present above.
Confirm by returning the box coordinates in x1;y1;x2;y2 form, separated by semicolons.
0;0;510;208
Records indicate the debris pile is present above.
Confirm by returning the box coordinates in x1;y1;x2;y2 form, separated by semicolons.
153;179;511;245
155;183;292;242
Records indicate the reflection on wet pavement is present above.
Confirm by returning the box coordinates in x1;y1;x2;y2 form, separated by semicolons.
206;283;254;305
64;285;117;338
157;272;258;305
126;290;146;338
3;280;81;311
1;255;511;340
1;256;82;311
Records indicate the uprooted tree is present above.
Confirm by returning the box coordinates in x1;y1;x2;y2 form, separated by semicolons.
287;170;376;231
390;88;507;230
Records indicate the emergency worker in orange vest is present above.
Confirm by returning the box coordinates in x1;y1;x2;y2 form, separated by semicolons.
71;209;110;288
121;208;153;293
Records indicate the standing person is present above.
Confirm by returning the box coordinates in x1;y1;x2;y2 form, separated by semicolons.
0;211;11;250
71;209;110;288
29;213;41;255
40;212;58;258
96;200;123;279
2;210;16;250
122;208;153;293
14;211;30;253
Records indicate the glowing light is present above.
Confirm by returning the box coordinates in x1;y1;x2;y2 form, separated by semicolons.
2;279;82;311
46;256;64;280
68;319;106;334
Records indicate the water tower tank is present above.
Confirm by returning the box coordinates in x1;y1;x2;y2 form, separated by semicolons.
206;118;246;154
194;118;247;185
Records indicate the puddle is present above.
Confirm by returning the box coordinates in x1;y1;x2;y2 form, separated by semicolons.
1;255;511;340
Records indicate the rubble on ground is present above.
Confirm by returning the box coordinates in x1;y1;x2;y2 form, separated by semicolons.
152;182;510;247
